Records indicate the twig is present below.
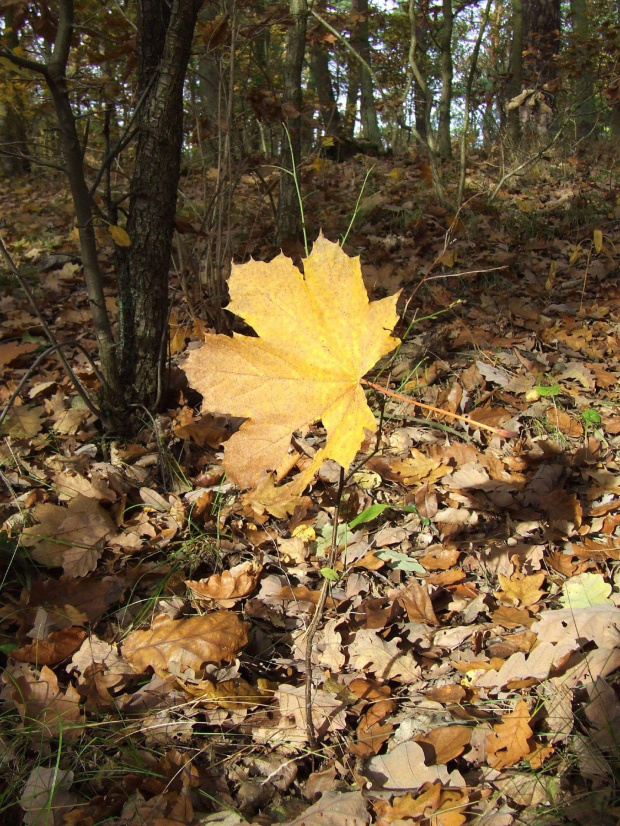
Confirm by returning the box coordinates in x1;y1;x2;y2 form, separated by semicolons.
304;466;345;750
488;128;563;203
362;379;516;438
402;416;472;441
0;341;104;432
88;74;157;199
129;403;171;491
0;235;103;420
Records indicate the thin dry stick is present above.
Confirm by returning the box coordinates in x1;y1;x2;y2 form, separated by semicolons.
362;379;516;438
0;235;103;420
0;341;104;430
304;466;345;750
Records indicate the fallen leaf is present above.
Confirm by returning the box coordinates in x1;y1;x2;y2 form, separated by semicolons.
397;579;438;625
348;628;421;683
365;741;464;790
495;572;545;608
282;791;370;826
121;612;248;678
20;766;77;826
486;700;533;770
416;725;472;763
2;405;45;438
185;560;262;606
12;628;87;666
19;495;117;576
0;339;37;368
2;664;85;741
183;235;399;502
559;572;613;609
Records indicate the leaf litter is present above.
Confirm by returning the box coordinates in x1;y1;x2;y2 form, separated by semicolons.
1;157;620;825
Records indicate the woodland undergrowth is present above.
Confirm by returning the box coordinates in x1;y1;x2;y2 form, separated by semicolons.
0;144;620;826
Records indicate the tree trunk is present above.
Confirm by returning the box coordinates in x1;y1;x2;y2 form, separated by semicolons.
570;0;596;139
344;55;359;139
277;0;307;245
437;0;453;159
117;0;204;408
507;0;524;144
523;0;561;87
352;0;381;144
310;41;341;136
0;8;31;176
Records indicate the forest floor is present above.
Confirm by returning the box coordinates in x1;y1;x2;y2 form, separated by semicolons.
1;142;620;826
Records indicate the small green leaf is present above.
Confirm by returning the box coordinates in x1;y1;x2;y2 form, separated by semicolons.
535;384;562;397
582;408;601;425
348;504;418;529
375;549;426;573
348;504;391;528
320;567;340;582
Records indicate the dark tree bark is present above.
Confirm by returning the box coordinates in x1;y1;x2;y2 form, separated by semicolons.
0;7;31;176
117;0;204;408
344;56;359;139
310;40;341;136
570;0;596;139
1;0;203;427
351;0;381;144
276;0;308;245
523;0;561;86
507;0;524;144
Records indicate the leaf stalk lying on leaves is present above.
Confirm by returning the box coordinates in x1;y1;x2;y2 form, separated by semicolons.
361;379;517;438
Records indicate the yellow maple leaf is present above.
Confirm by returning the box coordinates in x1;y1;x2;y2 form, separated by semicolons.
496;571;546;608
183;234;399;504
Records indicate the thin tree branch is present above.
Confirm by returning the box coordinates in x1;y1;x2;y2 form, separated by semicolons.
0;341;104;431
362;379;516;438
0;147;66;172
458;0;493;206
0;235;103;421
88;74;157;198
0;46;48;76
50;0;74;73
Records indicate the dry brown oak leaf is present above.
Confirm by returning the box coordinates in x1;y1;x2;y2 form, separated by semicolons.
121;611;248;679
183;234;399;506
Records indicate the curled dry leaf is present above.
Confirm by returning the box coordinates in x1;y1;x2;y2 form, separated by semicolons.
397;579;439;625
20;766;77;826
121;611;248;679
183;234;399;512
416;725;472;764
2;664;85;741
12;627;87;666
186;560;262;606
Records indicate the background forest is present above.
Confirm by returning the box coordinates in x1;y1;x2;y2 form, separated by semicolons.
1;1;620;825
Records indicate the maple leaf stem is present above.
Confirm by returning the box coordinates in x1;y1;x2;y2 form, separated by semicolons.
361;379;517;438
